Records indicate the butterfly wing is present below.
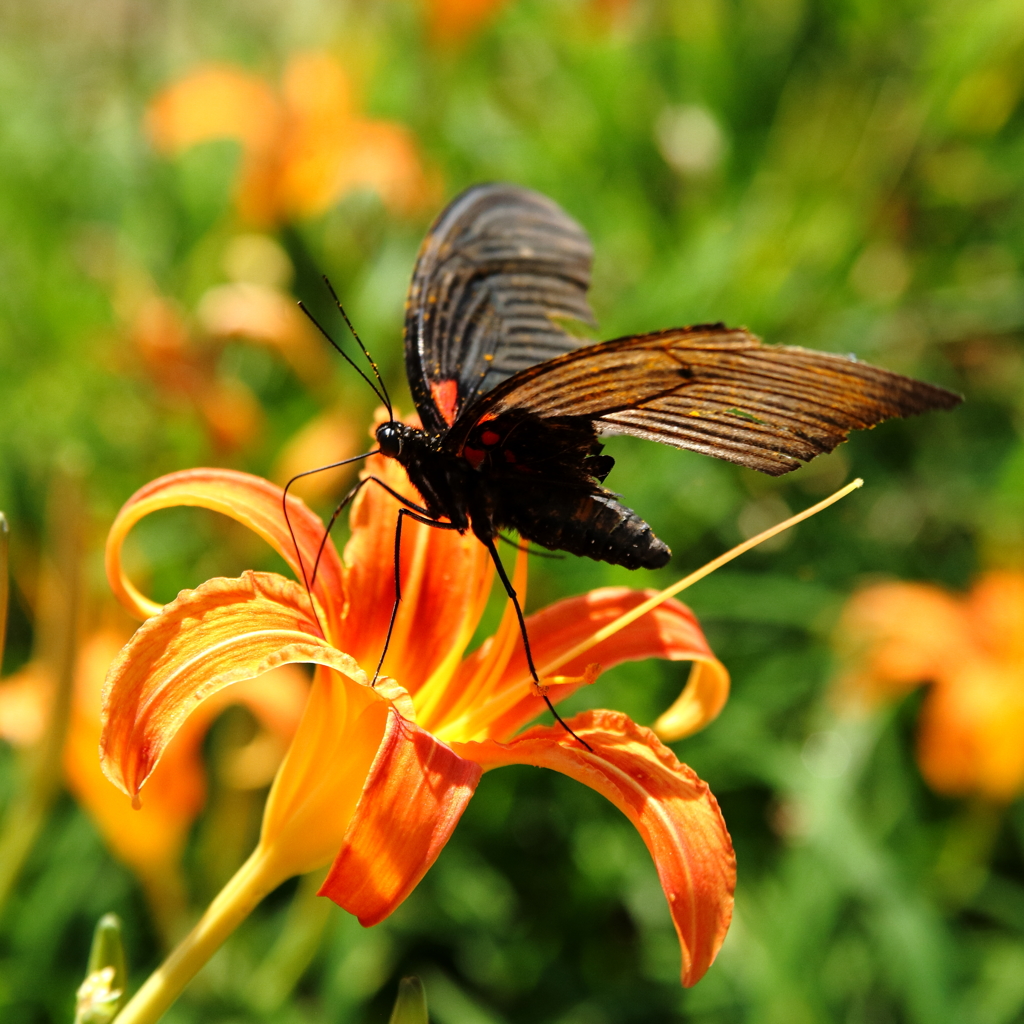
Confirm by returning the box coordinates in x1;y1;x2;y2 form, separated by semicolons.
403;183;597;435
444;325;961;476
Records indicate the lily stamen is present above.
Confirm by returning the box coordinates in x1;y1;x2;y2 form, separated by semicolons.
541;478;864;680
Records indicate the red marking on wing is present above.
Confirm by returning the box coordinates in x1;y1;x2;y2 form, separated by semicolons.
429;379;460;427
481;429;501;446
463;446;485;470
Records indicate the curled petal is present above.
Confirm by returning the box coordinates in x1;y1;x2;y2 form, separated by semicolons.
105;468;344;629
318;710;481;924
456;710;735;987
339;452;493;693
101;571;359;800
69;628;308;879
437;588;728;743
653;658;732;742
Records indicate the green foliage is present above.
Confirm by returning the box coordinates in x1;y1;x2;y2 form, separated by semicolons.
1;0;1023;1021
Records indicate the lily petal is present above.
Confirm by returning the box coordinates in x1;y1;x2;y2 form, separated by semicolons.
106;468;344;629
257;666;394;880
456;710;735;987
318;709;482;924
68;628;309;944
339;453;493;691
437;588;728;743
101;571;359;800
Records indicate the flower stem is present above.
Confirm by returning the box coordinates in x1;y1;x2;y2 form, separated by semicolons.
114;847;279;1024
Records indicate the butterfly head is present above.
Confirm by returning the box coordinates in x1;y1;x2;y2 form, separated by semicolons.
376;420;411;460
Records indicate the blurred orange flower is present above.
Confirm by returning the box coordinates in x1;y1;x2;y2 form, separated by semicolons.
130;295;264;453
426;0;510;44
126;262;340;454
147;53;435;226
836;572;1024;801
102;447;734;999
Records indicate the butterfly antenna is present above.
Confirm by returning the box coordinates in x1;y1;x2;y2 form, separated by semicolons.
298;301;389;410
323;276;394;420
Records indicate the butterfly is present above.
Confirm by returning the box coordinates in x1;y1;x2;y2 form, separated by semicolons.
296;183;961;742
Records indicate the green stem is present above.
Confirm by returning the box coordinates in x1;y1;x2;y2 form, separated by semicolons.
934;798;1004;906
114;847;280;1024
0;513;9;671
249;866;332;1012
0;474;82;911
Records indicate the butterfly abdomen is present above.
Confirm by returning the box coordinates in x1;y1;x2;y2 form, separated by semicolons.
499;482;670;570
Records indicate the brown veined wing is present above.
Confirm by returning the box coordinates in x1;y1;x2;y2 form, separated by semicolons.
443;324;962;476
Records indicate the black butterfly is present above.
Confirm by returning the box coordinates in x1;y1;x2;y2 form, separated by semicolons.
295;183;960;741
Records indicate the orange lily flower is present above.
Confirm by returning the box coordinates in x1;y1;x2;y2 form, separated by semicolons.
146;52;434;227
102;448;735;1021
836;571;1024;802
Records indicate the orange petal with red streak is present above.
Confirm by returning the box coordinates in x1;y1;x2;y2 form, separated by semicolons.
455;710;735;987
105;467;344;629
318;710;481;924
62;624;306;878
338;453;493;692
101;571;357;800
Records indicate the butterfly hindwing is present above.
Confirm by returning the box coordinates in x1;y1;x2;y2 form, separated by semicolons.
403;183;597;434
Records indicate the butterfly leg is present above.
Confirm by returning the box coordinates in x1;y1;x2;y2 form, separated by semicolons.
497;533;564;560
373;505;461;685
309;472;437;594
482;538;593;752
310;477;371;588
308;472;435;586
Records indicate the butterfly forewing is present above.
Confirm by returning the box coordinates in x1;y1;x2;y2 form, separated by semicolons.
403;183;597;434
444;325;961;476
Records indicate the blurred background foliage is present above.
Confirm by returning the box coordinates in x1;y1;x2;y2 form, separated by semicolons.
1;0;1024;1020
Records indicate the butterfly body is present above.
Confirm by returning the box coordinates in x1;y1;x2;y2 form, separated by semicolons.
375;411;672;569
